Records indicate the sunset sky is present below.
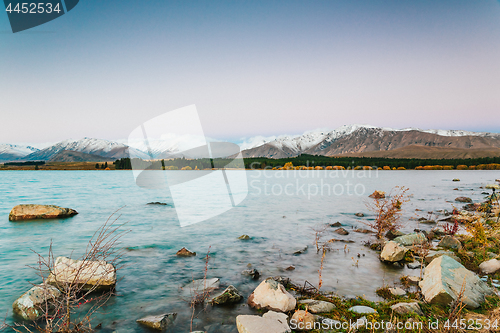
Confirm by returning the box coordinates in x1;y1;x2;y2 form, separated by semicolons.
1;0;500;146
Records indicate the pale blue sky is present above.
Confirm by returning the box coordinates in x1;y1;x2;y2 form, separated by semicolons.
1;0;500;145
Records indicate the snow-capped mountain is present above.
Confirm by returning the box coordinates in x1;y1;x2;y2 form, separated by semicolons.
23;138;150;161
241;125;500;158
0;144;39;162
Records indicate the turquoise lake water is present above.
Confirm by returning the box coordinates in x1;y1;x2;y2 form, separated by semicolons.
0;170;499;332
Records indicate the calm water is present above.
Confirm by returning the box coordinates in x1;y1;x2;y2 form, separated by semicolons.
0;170;499;332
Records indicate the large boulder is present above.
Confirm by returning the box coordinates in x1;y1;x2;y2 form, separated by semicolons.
9;204;78;221
136;313;177;331
248;278;296;312
419;255;493;308
47;256;116;292
236;311;290;333
393;233;427;246
12;284;61;320
438;235;462;250
210;285;243;305
479;259;500;274
380;241;408;262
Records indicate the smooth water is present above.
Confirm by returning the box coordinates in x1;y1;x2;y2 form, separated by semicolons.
0;170;499;332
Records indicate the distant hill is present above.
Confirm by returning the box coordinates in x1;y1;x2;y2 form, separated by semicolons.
23;138;149;161
0;143;39;162
337;145;500;159
49;150;112;162
241;125;500;159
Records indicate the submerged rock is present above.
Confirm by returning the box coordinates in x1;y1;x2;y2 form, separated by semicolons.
47;256;116;292
176;247;196;256
393;233;427;246
9;204;78;221
438;235;462;250
236;311;290;333
455;197;472;203
136;313;177;331
355;213;365;217
293;246;308;255
419;255;493;308
248;278;296;312
479;259;500;274
147;202;168;205
391;302;423;316
298;299;335;313
12;284;61;320
380;241;408;262
210;285;243;305
184;278;220;294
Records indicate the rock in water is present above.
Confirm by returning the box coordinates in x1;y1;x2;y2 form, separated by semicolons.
236;311;290;333
176;247;196;256
330;222;342;227
393;233;427;246
12;284;61;320
9;204;78;221
46;256;116;292
355;213;365;217
242;268;260;279
136;313;177;331
391;302;423;316
210;285;243;305
486;184;500;190
438;235;462;250
238;235;251;240
291;310;315;330
334;228;349;235
297;299;335;313
369;191;386;199
455;197;472;203
419;255;493;308
184;278;220;294
147;202;168;205
479;259;500;274
248;278;296;312
380;241;408;262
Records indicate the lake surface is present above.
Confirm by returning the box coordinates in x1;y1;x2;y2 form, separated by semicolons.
0;170;499;332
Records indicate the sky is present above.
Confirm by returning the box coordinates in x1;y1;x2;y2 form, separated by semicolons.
1;0;500;147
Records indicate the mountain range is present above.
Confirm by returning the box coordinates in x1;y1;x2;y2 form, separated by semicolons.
1;125;500;162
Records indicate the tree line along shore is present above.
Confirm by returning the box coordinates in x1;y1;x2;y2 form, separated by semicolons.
1;155;500;171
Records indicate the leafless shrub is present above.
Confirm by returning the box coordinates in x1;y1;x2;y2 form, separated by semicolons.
5;210;128;333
